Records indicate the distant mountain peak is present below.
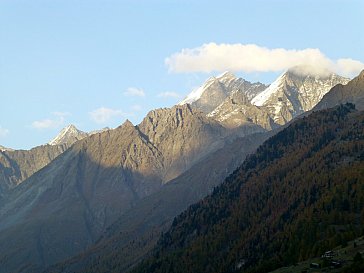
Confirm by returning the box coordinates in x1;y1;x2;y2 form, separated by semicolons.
179;72;267;113
216;71;236;80
250;67;350;124
0;145;13;152
48;124;88;146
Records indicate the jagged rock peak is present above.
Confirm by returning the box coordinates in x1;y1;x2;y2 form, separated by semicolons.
48;124;88;146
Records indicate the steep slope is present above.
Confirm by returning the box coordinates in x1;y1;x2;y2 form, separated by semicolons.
208;90;277;131
251;66;349;124
179;72;267;113
48;124;88;146
314;70;364;111
133;104;364;273
0;144;68;196
45;131;271;273
0;105;231;273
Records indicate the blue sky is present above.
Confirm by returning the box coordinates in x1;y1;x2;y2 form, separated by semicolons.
1;0;363;149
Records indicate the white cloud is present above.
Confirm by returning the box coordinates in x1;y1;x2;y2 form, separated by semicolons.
157;91;181;98
31;112;68;129
123;87;145;97
165;43;364;77
89;107;126;124
0;126;9;137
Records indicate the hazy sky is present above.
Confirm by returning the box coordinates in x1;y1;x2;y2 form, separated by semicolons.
1;0;363;149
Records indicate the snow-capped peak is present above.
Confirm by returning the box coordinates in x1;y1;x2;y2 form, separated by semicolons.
178;76;217;105
217;71;236;80
251;72;286;106
48;124;88;146
250;67;350;125
178;71;239;106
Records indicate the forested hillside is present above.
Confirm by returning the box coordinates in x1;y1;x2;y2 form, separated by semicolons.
133;104;364;273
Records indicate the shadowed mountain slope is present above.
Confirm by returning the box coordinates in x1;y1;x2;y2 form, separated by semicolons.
132;104;364;273
0;105;232;273
45;131;271;273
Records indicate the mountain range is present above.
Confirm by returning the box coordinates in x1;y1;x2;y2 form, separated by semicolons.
0;66;361;273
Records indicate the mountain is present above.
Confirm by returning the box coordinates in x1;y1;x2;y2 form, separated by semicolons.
133;103;364;273
314;69;364;111
251;66;350;124
179;72;267;113
48;124;88;146
0;105;232;273
45;70;362;273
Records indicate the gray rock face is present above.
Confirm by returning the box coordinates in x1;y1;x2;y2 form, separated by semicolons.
179;72;267;113
314;70;364;111
251;66;350;124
